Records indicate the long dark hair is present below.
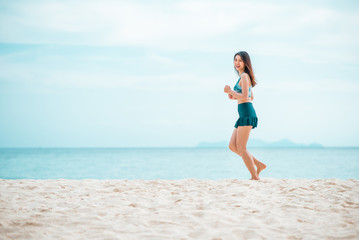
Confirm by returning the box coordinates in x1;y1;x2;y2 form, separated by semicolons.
233;51;257;87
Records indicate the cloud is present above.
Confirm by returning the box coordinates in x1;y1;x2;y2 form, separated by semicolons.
1;0;358;66
0;2;356;43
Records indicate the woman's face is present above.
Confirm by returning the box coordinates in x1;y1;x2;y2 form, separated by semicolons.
234;55;245;73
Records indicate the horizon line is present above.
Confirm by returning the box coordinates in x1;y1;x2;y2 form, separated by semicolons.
1;146;359;149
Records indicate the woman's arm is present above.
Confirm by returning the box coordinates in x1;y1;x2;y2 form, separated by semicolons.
228;93;238;100
251;90;254;101
228;90;244;100
226;74;251;100
224;85;244;99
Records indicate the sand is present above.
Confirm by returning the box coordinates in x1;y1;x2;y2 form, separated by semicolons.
0;178;358;240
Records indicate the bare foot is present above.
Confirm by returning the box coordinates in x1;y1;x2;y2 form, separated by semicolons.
250;176;260;180
256;163;267;176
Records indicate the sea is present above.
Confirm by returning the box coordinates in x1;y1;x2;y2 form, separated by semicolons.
0;147;358;180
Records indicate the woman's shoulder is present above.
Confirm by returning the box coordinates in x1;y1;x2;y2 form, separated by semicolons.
241;72;249;78
240;72;251;83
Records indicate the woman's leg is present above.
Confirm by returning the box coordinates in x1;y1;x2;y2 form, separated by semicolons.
229;128;238;153
236;126;259;180
250;153;267;176
229;127;266;177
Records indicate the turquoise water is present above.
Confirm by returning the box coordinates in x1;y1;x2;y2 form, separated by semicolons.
0;148;358;180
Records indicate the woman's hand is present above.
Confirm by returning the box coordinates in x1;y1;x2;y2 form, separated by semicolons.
224;85;231;93
228;93;237;100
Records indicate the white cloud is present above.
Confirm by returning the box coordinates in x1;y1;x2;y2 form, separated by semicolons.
1;0;358;65
0;1;355;43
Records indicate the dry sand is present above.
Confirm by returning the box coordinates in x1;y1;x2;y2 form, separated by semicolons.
0;178;358;240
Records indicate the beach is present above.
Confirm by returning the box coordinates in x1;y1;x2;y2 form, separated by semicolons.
0;178;358;239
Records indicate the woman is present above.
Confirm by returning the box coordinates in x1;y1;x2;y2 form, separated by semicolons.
224;51;266;180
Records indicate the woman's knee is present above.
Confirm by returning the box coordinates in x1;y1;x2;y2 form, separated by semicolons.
236;147;247;156
229;143;237;152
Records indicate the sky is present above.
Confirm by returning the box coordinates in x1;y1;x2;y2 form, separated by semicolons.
0;0;358;147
